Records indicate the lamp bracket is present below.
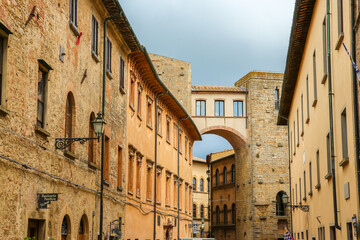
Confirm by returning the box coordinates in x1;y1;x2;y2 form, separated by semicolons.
55;137;99;150
289;204;309;212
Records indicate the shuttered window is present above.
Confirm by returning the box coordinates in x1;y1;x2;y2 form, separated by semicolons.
69;0;78;27
91;16;98;56
106;37;112;73
120;56;125;90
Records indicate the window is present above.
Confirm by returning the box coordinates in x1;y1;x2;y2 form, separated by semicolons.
179;130;183;153
37;66;49;129
88;113;96;164
120;56;125;90
216;169;220;185
275;88;279;110
337;0;344;39
185;137;188;159
276;192;286;216
290;131;293;160
322;18;328;79
137;84;142;117
215;100;224;116
200;205;204;219
130;73;135;107
61;215;70;240
173;123;177;147
0;36;4;107
341;108;349;160
27;219;45;239
117;146;123;188
179;182;182;210
223;167;227;184
147;96;153;127
232;203;236;224
306;76;310;122
309;162;313;194
166;172;170;205
216;206;220;224
174;178;178;207
313;51;317;106
330;226;336;240
157;107;162;135
303;171;306;201
69;0;78;27
297;109;299;145
91;16;99;56
128;146;135;193
136;153;143;197
231;164;235;183
193;204;197;218
295;183;297;205
316;150;321;189
234;100;243;116
207;178;210;192
224;205;228;224
293;122;296;154
196;100;206;116
156;168;161;203
106;37;112;74
326;133;332;178
166;116;171;141
200;179;204;192
146;160;153;200
65;92;75;152
299;178;302;204
193;177;196;190
301;94;304;135
347;222;354;240
104;136;110;181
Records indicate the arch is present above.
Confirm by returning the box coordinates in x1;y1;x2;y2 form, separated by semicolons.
200;125;247;151
276;191;287;216
78;214;89;240
215;169;220;186
200;178;204;192
65;92;76;151
61;214;71;240
223;166;227;184
193;177;197;191
223;204;228;224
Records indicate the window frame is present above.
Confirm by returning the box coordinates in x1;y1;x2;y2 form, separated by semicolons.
91;15;99;57
233;100;244;117
106;37;112;74
119;56;125;91
214;100;225;117
195;100;206;116
69;0;78;27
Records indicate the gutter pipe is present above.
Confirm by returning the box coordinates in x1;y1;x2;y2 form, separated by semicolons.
350;0;360;221
178;116;189;240
154;91;168;240
99;11;122;240
326;0;341;230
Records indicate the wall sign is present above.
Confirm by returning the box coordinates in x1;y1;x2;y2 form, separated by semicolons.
353;214;358;238
38;193;59;209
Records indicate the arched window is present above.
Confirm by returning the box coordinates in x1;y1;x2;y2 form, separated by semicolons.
200;205;204;219
193;177;197;191
200;178;204;192
216;169;220;186
216;206;220;225
61;215;71;240
65;92;75;152
224;204;228;224
193;204;197;218
207;178;210;192
88;112;95;164
231;164;235;183
223;167;227;184
232;203;236;224
276;191;286;216
78;214;88;240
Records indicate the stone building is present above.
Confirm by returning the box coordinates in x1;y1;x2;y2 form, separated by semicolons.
124;49;201;240
209;149;236;240
192;156;210;238
279;0;359;239
191;71;289;239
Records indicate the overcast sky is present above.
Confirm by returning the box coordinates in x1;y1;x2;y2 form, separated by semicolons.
121;0;296;159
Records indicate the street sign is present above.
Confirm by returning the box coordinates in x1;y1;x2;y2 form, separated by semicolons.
192;223;198;234
353;214;358;238
37;193;59;209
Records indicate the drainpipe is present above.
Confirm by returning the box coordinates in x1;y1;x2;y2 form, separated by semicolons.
99;11;122;240
177;116;189;240
326;0;341;230
154;91;168;240
350;0;360;221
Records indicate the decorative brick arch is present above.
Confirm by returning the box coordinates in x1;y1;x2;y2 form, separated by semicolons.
200;125;247;151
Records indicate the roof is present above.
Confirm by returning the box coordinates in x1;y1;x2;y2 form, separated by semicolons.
277;0;316;125
210;149;235;161
193;157;207;163
192;85;246;93
235;71;284;87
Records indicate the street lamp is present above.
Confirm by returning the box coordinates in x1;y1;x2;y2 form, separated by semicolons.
282;193;309;212
55;112;105;150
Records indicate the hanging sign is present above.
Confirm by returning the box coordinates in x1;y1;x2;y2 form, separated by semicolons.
38;193;59;209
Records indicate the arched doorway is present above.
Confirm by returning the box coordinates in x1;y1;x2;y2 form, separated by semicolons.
165;229;170;240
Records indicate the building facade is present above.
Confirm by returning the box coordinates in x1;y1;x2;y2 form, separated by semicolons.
209;150;236;240
192;156;210;238
278;0;359;239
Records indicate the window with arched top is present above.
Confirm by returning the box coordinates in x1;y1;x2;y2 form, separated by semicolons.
276;191;286;216
231;164;235;183
78;214;88;240
200;178;204;192
232;203;236;224
61;215;71;240
216;169;220;186
216;206;220;225
200;205;204;219
65;92;75;152
193;177;197;191
223;167;227;184
193;204;197;218
224;204;228;224
88;112;95;164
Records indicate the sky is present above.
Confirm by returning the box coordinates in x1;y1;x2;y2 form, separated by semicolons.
121;0;296;159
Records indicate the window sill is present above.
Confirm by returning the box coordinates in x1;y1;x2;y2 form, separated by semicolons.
157;133;163;138
35;126;50;138
91;51;100;63
128;191;133;196
302;197;307;201
156;201;161;205
315;183;321;190
312;99;317;107
0;105;9;116
301;131;304;137
335;32;344;50
106;70;113;80
64;150;77;160
321;73;328;84
325;173;332;180
137;114;142;121
308;191;313;196
129;104;135;112
88;161;98;170
136;194;141;199
69;22;80;37
165;204;171;207
166;139;171;145
104;180;110;186
146;198;152;203
117;186;123;192
120;87;126;95
339;157;349;167
306;118;310;124
147;124;153;130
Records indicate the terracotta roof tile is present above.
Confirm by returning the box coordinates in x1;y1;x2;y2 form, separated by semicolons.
191;85;246;92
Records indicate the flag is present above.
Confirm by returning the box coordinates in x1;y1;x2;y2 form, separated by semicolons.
342;43;360;87
284;226;294;240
